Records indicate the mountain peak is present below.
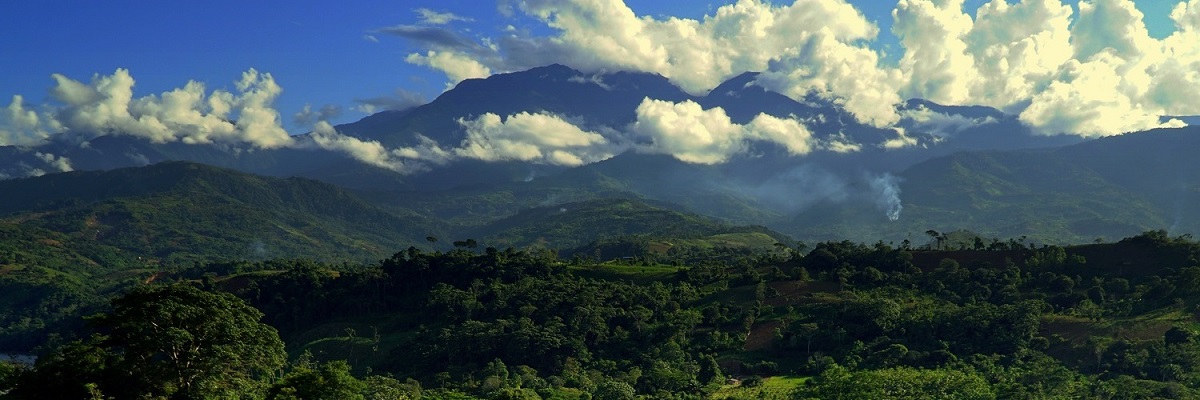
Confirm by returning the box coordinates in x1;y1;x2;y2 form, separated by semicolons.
708;71;762;95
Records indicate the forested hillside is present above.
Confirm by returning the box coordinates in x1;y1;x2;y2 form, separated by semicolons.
0;161;437;264
5;230;1200;399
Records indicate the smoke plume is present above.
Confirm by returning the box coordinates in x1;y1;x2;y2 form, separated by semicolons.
868;173;904;221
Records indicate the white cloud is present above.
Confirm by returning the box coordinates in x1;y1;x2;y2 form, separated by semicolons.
895;0;1200;137
964;0;1075;112
881;127;920;149
406;51;492;86
893;0;977;105
34;152;72;173
305;121;441;173
631;99;747;164
394;0;1200;138
46;68;293;148
416;8;473;25
901;104;997;138
631;98;818;164
1;70;449;175
823;133;863;153
12;0;1200;175
1174;0;1200;31
1018;52;1185;136
455;112;617;166
400;0;903;126
755;32;906;127
0;150;74;179
0;95;54;146
745;113;818;156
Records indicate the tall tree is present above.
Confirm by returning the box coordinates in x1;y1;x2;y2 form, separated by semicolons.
92;284;286;399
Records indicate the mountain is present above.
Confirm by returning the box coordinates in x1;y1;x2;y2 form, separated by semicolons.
0;162;438;264
784;126;1200;244
0;134;413;191
3;64;1194;246
338;64;692;147
0;64;1064;192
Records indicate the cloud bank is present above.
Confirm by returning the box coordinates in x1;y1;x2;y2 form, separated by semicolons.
7;1;1199;177
0;70;448;175
38;68;293;148
397;0;1200;137
0;68;843;176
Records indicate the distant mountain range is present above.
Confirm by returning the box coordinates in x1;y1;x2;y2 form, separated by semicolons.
0;161;793;265
1;64;1196;248
0;162;435;264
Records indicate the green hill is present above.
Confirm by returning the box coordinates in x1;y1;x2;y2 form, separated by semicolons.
0;161;437;265
466;197;791;251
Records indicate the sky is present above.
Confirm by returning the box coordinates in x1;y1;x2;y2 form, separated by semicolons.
2;0;1199;163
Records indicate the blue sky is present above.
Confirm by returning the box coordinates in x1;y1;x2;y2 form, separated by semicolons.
0;0;1193;136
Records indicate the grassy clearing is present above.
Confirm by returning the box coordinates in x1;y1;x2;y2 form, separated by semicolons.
710;375;808;400
569;262;680;282
289;318;416;373
1042;307;1197;345
661;232;783;253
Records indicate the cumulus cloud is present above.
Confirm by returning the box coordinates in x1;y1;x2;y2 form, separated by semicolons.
455;112;617;166
1018;51;1186;136
304;121;440;173
630;98;817;164
1175;0;1200;30
392;0;905;126
893;0;977;104
43;68;293;148
392;0;1200;137
895;0;1198;136
406;51;492;85
0;95;56;146
1;69;449;175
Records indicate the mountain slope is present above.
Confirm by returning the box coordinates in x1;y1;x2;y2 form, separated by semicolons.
0;162;437;264
466;197;791;251
786;127;1200;244
1;64;1073;194
338;64;692;147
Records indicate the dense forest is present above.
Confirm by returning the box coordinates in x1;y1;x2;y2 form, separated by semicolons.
4;230;1200;398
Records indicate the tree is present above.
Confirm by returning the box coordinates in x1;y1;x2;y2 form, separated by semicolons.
697;354;724;385
7;339;112;399
799;365;995;399
1164;326;1197;346
926;230;942;250
794;322;820;354
92;284;286;399
593;381;636;400
0;360;20;393
267;359;365;400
